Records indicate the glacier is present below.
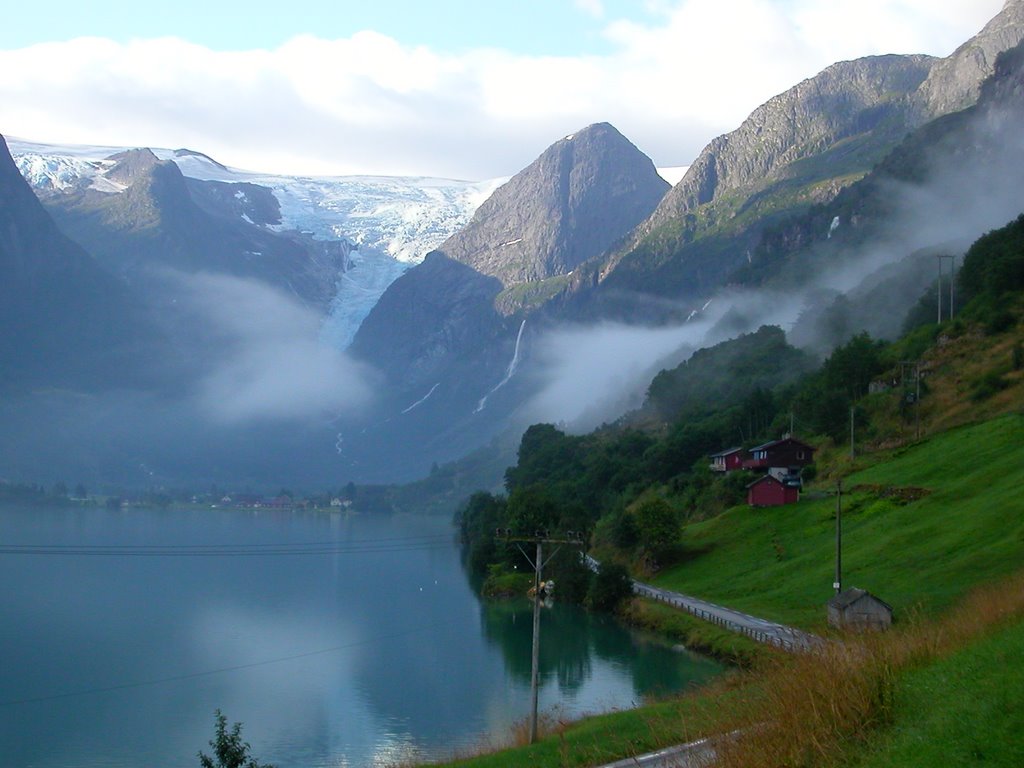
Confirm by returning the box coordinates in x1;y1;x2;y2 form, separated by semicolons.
9;137;506;350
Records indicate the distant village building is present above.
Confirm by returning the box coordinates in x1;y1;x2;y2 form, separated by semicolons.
709;447;746;473
746;473;800;507
827;588;893;631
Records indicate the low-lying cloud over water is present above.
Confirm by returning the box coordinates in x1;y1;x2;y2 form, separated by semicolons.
182;273;376;423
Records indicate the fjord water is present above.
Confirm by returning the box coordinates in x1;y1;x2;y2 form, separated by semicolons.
0;504;721;767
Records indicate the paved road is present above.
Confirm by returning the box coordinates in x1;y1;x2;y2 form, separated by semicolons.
594;736;718;768
585;555;822;652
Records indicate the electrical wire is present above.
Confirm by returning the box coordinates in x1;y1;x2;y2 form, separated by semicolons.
0;532;457;557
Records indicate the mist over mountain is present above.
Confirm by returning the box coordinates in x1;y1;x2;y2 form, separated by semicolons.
517;36;1024;435
565;0;1024;318
351;122;669;383
2;3;1023;491
339;123;670;479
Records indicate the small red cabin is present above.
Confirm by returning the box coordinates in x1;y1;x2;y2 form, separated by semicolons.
747;474;800;507
709;446;746;472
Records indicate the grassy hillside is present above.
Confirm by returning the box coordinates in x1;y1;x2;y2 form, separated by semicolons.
848;617;1024;767
653;414;1024;630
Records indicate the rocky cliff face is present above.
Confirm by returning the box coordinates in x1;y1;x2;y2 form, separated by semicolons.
648;56;933;225
342;123;669;475
0;136;146;387
912;0;1024;118
589;55;935;300
589;0;1024;307
348;252;505;384
36;150;349;309
351;121;668;386
439;122;669;287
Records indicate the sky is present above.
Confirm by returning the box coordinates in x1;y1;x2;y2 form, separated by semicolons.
0;0;1006;179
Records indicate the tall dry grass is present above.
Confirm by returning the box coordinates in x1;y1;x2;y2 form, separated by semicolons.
714;571;1024;767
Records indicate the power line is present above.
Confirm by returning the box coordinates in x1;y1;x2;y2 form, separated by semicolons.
0;533;455;557
0;621;447;708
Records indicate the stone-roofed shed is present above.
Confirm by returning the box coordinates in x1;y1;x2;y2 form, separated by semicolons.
827;588;893;631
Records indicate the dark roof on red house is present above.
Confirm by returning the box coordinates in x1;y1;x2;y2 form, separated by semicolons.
710;446;743;458
746;474;786;490
748;437;815;454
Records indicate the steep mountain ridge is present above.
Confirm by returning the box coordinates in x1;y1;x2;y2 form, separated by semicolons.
585;55;934;302
581;1;1024;307
0;135;149;388
12;139;499;347
736;37;1024;353
350;122;669;385
340;123;670;479
912;0;1024;118
33;149;349;308
438;123;669;288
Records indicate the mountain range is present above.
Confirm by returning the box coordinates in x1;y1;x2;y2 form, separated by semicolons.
2;0;1024;489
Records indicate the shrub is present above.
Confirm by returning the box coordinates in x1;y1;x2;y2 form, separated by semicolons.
198;710;274;768
587;563;634;613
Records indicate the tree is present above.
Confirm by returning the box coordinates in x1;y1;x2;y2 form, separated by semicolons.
631;494;680;558
587;562;634;612
505;485;559;536
198;710;274;768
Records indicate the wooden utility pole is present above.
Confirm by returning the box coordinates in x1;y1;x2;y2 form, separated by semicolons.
530;538;542;742
834;480;843;595
495;529;583;743
899;361;922;440
850;406;855;461
936;254;955;322
950;255;956;321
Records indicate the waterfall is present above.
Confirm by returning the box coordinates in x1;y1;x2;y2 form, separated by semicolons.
828;216;841;238
475;319;527;413
401;383;440;414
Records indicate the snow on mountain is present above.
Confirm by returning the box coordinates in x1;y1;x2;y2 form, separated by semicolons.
9;137;505;349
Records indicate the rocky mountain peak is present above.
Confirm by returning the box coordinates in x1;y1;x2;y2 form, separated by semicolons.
437;121;668;287
641;54;935;232
911;0;1024;118
105;147;162;186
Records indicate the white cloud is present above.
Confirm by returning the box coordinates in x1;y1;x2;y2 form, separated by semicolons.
574;0;606;19
0;1;1004;179
182;273;376;423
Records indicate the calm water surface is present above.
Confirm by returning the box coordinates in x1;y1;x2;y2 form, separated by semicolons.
0;504;721;767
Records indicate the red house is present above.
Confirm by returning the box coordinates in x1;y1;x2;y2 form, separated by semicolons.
743;437;815;471
747;474;800;507
709;447;746;472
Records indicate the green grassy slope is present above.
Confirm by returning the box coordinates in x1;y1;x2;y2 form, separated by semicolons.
653;414;1024;631
848;616;1024;768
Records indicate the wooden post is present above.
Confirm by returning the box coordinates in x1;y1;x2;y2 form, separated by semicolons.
529;539;542;743
850;407;855;461
834;480;842;595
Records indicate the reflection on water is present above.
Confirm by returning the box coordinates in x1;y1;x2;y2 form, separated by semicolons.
480;598;716;705
0;504;721;767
